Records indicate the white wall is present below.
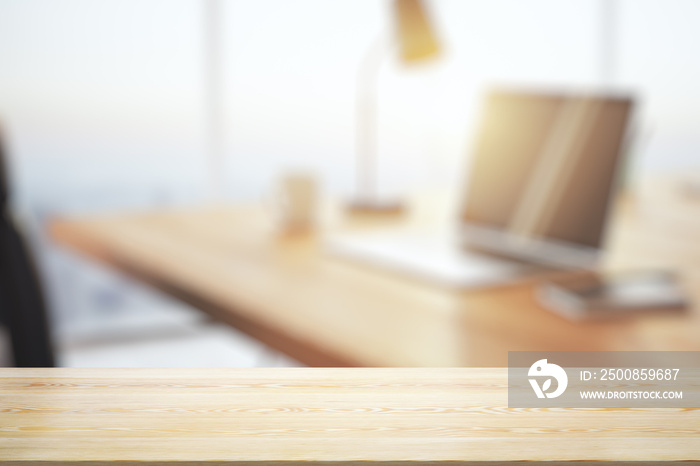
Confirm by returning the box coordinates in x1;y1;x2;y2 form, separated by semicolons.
0;0;205;212
0;0;697;214
618;0;700;173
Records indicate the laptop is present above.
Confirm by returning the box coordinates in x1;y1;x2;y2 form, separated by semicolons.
326;88;634;288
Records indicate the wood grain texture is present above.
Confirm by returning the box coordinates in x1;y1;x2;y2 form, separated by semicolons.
48;177;700;367
1;368;699;464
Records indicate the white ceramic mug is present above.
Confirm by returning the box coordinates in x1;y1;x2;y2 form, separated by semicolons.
271;172;318;234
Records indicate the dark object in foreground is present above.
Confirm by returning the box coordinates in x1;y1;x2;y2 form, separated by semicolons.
0;126;55;367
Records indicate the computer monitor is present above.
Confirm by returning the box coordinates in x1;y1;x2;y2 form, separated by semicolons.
459;88;634;269
326;88;635;287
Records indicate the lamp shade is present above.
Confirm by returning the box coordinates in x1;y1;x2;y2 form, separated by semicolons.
394;0;440;62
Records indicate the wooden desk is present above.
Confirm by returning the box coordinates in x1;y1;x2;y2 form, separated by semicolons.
49;179;700;366
1;368;699;464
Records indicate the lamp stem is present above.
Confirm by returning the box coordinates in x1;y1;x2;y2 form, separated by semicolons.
355;36;388;205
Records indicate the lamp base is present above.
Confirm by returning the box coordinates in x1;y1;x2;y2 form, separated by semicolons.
346;199;406;215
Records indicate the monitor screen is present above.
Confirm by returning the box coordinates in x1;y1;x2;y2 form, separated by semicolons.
461;89;633;251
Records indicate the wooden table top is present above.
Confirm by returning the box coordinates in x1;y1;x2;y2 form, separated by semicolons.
2;368;699;464
48;178;700;367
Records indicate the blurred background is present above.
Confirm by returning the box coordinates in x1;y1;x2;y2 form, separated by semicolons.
0;0;699;367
